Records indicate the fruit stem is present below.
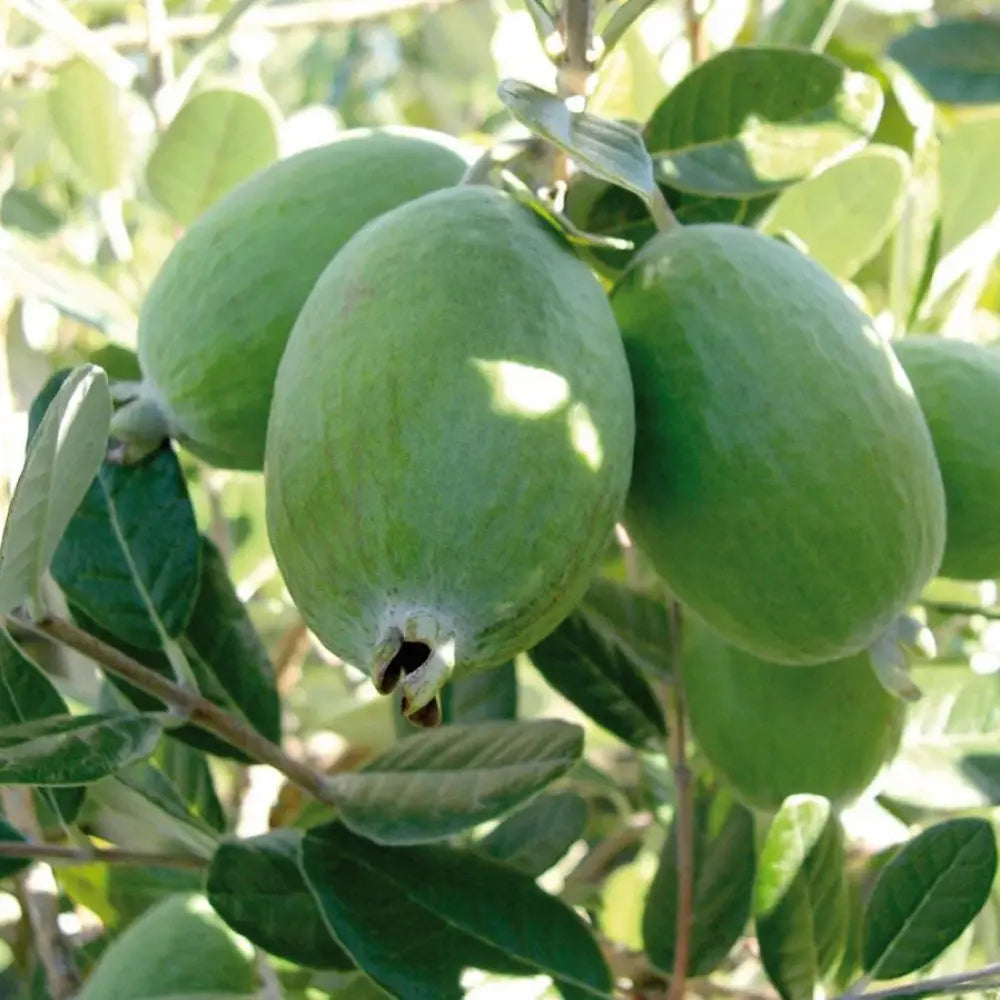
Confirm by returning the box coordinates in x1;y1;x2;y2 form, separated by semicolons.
10;613;342;809
648;186;680;233
664;601;693;1000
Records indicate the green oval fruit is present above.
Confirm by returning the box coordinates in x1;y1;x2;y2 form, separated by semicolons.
893;336;1000;581
112;127;470;470
78;893;256;999
611;224;946;665
266;186;635;720
682;615;907;812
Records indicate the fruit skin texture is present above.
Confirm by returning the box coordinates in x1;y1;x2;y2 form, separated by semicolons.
893;336;1000;581
265;185;635;714
682;615;906;812
611;224;946;665
77;892;256;999
116;127;470;470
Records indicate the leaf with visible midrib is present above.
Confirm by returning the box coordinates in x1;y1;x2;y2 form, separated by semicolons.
0;711;163;785
300;822;613;1000
887;20;1000;106
330;719;582;844
644;47;882;197
862;817;998;981
147;88;279;224
0;364;110;618
643;789;756;976
27;370;201;651
754;796;848;1000
529;606;666;748
207;829;354;970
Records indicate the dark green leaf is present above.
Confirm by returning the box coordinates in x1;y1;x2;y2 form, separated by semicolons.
754;796;848;1000
0;188;62;237
0;817;31;878
48;58;128;191
0;711;163;785
862;817;998;980
477;792;588;877
441;661;517;724
301;822;613;1000
497;79;657;202
27;370;201;650
207;829;354;970
643;788;756;976
529;608;665;748
0;628;85;823
330;719;582;844
580;578;673;677
183;535;280;744
644;47;882;197
146;88;278;224
0;365;110;617
888;20;1000;105
154;737;226;832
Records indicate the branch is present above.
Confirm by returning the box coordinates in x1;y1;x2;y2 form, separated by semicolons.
11;614;340;808
557;0;596;99
683;0;708;65
2;0;463;77
0;841;207;869
835;962;1000;1000
664;602;693;1000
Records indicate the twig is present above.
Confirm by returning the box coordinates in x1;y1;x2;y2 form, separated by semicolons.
10;614;340;808
920;600;1000;621
2;789;79;999
143;0;174;129
664;602;693;1000
558;0;595;99
563;812;653;889
834;962;1000;1000
2;0;463;77
683;0;708;65
0;841;206;869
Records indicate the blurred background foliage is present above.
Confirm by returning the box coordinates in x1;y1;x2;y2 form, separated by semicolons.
2;0;1000;995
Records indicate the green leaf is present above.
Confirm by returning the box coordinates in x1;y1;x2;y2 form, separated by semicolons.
862;817;998;980
86;761;219;858
888;20;1000;105
330;719;583;845
528;606;666;748
497;79;658;205
0;816;31;878
761;0;847;50
207;829;354;970
147;88;279;225
754;796;848;1000
48;58;129;191
600;0;661;53
477;792;589;877
0;711;163;785
0;628;85;823
27;371;201;650
0;364;110;617
300;822;613;1000
760;145;910;280
0;188;63;237
940;111;1000;257
440;660;517;724
643;788;756;977
644;47;882;197
580;578;673;678
182;535;280;744
154;737;226;832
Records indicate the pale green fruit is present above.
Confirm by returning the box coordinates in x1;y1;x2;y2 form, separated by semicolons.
266;186;635;721
893;336;1000;581
78;893;256;999
111;127;470;470
611;224;946;665
682;615;907;812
